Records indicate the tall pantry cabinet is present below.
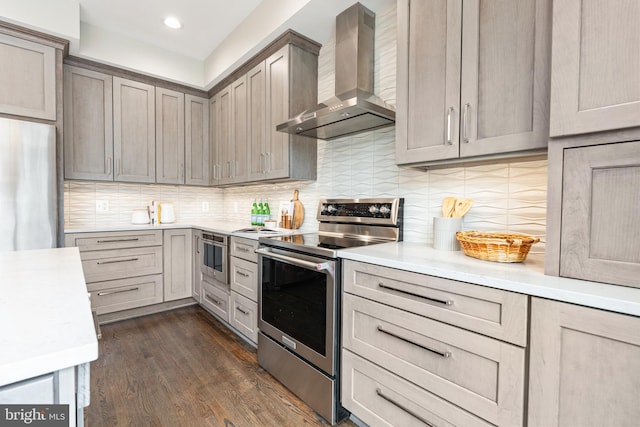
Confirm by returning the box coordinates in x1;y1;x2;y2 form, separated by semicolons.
395;0;550;166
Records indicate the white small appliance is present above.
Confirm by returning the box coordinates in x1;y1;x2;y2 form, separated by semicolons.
160;203;175;223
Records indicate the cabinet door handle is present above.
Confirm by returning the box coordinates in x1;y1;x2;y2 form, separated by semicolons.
237;247;250;253
377;326;451;358
265;152;271;173
378;282;453;306
115;159;121;176
462;103;471;143
106;157;113;175
236;306;249;315
195;236;200;254
205;294;222;306
96;257;139;265
236;271;249;278
446;106;454;145
376;388;436;427
97;287;139;297
96;238;140;244
259;153;265;174
180;164;184;180
212;164;218;181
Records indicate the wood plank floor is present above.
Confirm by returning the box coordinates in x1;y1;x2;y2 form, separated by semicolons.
86;305;357;427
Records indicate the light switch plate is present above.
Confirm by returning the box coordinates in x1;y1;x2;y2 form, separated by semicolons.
202;202;209;212
96;200;109;212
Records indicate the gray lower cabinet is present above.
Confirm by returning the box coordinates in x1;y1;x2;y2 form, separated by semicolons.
65;230;164;314
163;229;193;301
528;298;640;427
0;31;57;121
64;66;114;181
228;236;259;344
342;260;527;427
549;0;640;136
156;87;185;184
395;0;550;166
113;77;156;183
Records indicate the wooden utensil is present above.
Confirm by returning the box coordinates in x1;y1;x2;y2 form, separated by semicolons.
442;197;456;218
291;189;304;229
453;198;473;218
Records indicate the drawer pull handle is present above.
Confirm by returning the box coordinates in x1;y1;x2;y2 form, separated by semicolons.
236;306;249;315
97;257;139;265
96;238;140;243
376;388;436;427
236;271;249;278
378;283;453;306
237;247;250;252
205;294;222;306
377;326;451;359
97;287;139;297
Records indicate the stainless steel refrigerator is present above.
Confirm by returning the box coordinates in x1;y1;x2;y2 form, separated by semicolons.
0;116;56;252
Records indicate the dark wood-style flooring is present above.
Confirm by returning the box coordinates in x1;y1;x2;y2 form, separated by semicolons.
86;305;356;427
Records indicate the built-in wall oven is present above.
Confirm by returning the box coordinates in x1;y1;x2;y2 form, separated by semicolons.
257;198;403;425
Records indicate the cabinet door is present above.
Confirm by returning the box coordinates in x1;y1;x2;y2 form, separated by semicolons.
265;45;291;179
460;0;550;157
113;77;156;183
560;140;640;287
155;87;185;184
64;66;114;181
395;0;462;164
185;95;210;186
209;95;220;185
528;298;640;427
247;61;267;181
217;85;233;185
231;75;248;183
0;33;56;120
550;0;640;136
163;229;193;301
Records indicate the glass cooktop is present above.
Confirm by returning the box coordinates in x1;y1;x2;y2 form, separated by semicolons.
259;233;391;258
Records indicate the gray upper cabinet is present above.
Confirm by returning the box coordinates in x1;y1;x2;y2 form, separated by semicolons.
64;66;114;181
559;140;640;288
396;0;550;165
209;94;221;185
230;75;248;184
113;77;156;183
155;87;185;184
247;62;266;181
216;84;233;185
185;95;209;186
0;32;56;121
550;0;640;137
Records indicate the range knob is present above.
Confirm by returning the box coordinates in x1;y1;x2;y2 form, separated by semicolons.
327;204;337;214
379;205;391;215
368;205;380;214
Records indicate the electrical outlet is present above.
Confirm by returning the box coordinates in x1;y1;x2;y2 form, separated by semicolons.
201;202;209;212
96;200;109;212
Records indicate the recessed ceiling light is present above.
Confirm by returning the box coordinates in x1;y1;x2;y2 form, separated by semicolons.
163;16;182;29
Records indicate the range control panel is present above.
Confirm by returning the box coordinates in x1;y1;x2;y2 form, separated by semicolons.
316;198;403;226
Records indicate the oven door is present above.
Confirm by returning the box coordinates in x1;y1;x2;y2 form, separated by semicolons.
201;234;228;284
257;246;337;376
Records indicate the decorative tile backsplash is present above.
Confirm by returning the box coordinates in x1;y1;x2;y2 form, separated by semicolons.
64;1;547;252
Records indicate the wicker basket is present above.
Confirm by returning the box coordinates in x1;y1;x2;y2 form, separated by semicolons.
455;231;540;263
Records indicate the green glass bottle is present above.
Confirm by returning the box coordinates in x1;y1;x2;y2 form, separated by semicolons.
257;200;264;227
251;200;258;226
264;200;271;226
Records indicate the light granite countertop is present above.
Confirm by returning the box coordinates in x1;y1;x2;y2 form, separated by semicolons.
0;247;99;386
338;242;640;317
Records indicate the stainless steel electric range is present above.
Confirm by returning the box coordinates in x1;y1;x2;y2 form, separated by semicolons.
256;198;403;424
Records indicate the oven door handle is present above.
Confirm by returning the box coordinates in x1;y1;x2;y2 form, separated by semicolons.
256;247;333;273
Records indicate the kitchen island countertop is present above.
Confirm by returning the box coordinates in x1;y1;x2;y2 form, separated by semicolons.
0;247;99;386
338;242;640;317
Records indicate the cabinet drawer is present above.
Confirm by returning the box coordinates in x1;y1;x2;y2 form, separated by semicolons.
343;294;525;426
230;256;258;301
65;230;162;251
201;280;230;323
342;350;494;427
80;246;163;282
230;236;258;263
88;275;163;314
343;260;528;346
230;291;258;343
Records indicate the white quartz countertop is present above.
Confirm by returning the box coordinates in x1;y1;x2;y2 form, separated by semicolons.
0;247;99;386
338;242;640;317
64;221;298;240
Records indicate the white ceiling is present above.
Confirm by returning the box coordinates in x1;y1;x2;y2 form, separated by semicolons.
79;0;263;60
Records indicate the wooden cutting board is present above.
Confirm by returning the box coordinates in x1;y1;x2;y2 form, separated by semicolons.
292;189;304;229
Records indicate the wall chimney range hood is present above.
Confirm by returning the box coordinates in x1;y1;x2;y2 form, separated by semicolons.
277;3;395;141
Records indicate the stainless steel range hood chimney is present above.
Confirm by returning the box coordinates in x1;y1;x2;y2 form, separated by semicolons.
277;2;395;141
